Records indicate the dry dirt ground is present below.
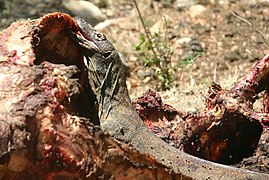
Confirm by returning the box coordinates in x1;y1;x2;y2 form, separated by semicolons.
111;0;269;112
1;0;269;173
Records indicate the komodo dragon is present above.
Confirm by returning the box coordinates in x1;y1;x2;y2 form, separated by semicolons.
70;18;269;179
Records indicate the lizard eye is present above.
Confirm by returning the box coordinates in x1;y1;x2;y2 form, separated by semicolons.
95;32;106;41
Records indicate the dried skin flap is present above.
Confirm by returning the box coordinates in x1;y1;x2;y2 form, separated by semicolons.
34;13;83;65
0;12;82;66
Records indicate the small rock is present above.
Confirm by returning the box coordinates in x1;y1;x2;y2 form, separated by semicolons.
218;0;232;5
173;0;197;10
129;55;138;62
167;32;177;40
190;39;203;52
176;37;192;45
224;31;235;38
137;69;154;80
126;78;139;90
106;9;115;17
150;15;172;34
188;4;206;18
94;19;113;30
62;0;106;26
142;76;151;83
210;0;233;5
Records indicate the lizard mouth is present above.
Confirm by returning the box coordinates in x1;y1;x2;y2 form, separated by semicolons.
71;30;114;59
69;30;101;56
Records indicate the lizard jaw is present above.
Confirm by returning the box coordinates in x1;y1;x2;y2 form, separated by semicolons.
69;30;101;56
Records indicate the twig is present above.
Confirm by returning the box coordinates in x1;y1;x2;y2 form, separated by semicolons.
133;0;158;59
231;11;269;49
156;5;170;81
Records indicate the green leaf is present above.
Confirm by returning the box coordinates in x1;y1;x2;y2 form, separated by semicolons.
135;44;141;51
140;34;145;42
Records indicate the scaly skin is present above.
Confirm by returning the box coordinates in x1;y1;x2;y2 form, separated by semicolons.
75;19;130;122
72;19;269;179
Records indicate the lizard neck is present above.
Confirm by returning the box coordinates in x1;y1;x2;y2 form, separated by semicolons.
89;51;131;121
88;50;147;141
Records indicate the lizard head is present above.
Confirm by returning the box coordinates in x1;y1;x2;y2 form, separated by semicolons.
71;19;126;100
71;19;129;120
74;19;115;59
72;18;122;73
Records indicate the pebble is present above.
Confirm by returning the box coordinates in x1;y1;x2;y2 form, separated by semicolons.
190;39;203;52
126;78;139;90
173;0;197;10
137;69;154;80
142;76;151;83
94;19;113;30
62;0;106;26
176;37;192;45
150;15;172;34
188;4;206;18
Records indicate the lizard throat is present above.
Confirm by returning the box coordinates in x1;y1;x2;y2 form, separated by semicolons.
86;52;130;121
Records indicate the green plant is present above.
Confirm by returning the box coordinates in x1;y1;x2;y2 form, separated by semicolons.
133;0;202;90
176;51;203;69
135;31;174;90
